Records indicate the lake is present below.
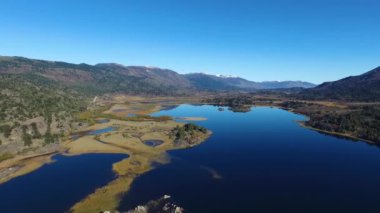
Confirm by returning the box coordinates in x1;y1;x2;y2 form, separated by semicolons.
1;105;380;213
119;105;380;213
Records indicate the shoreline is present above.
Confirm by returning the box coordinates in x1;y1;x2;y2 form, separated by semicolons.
282;106;377;145
281;107;377;145
0;151;58;184
205;102;378;145
297;121;376;145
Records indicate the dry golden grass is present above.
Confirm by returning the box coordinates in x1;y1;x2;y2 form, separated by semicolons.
103;102;161;117
70;176;134;213
304;100;348;108
62;136;127;155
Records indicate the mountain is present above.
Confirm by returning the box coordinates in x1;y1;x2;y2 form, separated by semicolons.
0;56;315;94
257;81;316;89
95;63;191;89
299;66;380;101
0;56;192;95
183;73;255;90
184;73;315;91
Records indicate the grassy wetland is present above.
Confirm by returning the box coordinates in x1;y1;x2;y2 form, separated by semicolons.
0;96;211;212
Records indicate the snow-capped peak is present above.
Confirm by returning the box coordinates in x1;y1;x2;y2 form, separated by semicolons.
197;72;239;78
215;74;238;78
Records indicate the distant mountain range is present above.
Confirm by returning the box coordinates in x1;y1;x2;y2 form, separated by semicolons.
184;73;315;91
0;56;315;95
2;56;379;102
299;66;380;101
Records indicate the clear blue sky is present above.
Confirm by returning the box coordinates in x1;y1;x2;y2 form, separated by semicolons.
0;0;379;84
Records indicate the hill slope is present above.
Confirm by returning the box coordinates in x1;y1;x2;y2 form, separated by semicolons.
0;56;315;94
0;56;192;96
299;66;380;101
184;73;248;90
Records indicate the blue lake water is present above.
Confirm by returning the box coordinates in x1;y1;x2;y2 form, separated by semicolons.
0;153;127;213
119;105;380;213
1;105;380;213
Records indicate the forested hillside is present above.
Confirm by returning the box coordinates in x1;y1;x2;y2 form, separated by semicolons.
0;73;89;156
299;66;380;101
0;56;192;96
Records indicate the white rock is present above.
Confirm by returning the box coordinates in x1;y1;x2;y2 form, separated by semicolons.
175;207;183;213
135;206;147;213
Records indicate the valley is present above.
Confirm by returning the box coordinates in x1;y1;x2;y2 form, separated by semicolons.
0;56;379;213
1;1;379;212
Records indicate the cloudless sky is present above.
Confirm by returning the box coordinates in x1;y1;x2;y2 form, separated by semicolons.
0;0;379;84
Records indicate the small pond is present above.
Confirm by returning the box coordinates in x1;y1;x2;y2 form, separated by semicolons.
143;140;164;147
